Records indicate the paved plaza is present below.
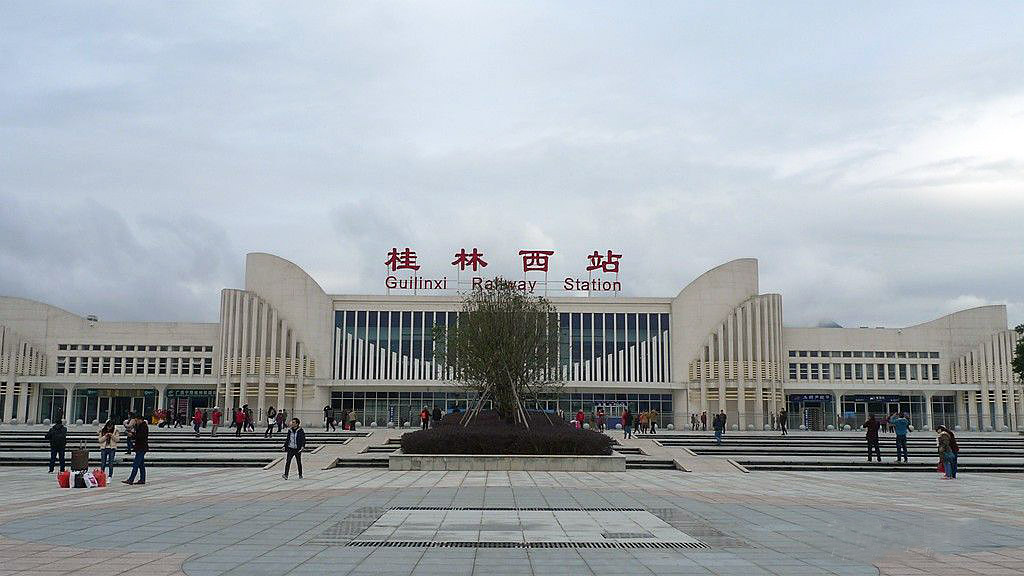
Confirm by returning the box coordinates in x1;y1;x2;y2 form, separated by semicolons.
0;464;1023;576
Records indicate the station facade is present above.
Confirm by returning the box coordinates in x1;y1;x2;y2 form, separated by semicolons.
0;252;1020;431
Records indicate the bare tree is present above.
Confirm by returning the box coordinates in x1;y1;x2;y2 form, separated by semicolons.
433;278;561;428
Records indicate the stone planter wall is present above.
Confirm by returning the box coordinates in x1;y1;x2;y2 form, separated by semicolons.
389;452;626;472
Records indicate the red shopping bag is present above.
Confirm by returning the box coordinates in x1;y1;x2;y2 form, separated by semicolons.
91;469;108;487
57;470;71;488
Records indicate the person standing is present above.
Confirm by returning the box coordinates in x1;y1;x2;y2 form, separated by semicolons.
575;409;585;429
420;407;430;430
713;410;727;445
596;408;606;432
282;418;306;480
264;406;278;438
349;409;358;431
779;409;788;436
192;408;203;437
97;420;119;478
649;409;658;434
937;425;959;479
431;405;442;428
621;408;633;439
123;415;149;485
210;407;222;437
700;411;707;431
276;408;287;433
862;414;881;462
45;418;68;474
891;412;911;463
323;405;332;431
202;408;209;429
124;412;136;454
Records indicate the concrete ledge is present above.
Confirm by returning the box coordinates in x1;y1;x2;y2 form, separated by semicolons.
389;452;626;472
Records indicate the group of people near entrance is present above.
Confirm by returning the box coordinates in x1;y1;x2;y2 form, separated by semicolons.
324;406;359;431
689;409;790;435
43;410;308;484
419;406;444;429
861;413;960;479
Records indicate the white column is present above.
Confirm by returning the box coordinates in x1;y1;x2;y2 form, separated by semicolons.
257;300;269;415
924;392;933;430
63;384;75;424
672;388;687;430
2;376;13;422
989;338;1005;431
717;323;726;415
969;389;980;431
156;384;168;411
955;391;968;430
737;307;747;431
27;383;41;424
754;297;764;429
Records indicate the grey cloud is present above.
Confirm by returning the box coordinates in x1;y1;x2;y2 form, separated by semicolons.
1;3;1023;329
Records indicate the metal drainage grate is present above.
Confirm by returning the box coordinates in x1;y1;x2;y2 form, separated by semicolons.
602;532;655;539
388;506;645;512
647;507;749;548
304;507;388;546
347;540;709;549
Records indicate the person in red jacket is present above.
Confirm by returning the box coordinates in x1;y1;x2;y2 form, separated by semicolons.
210;407;222;437
575;410;585;429
234;408;245;437
192;408;203;437
419;407;430;430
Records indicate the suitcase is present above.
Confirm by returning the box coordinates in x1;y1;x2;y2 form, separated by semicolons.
70;441;89;471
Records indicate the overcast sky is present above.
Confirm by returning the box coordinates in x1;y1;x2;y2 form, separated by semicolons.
1;2;1023;328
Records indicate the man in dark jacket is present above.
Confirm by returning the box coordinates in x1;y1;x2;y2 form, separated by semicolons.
431;406;443;428
863;414;881;462
282;418;306;480
713;410;727;445
45;419;68;473
123;415;149;485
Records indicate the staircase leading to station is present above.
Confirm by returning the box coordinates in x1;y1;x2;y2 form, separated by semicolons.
645;433;1024;473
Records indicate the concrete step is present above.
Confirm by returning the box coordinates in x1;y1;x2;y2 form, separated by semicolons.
363;446;399;453
612;446;644;455
625;459;676;470
335;457;389;468
739;461;1024;473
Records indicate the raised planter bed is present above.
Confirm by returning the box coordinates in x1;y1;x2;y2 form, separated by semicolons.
389;451;626;472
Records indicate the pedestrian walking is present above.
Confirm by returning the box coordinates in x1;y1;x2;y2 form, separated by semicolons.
244;405;255;432
276;409;286;432
202;408;209;429
123;415;149;485
420;407;430;430
234;408;245;437
45;418;68;473
265;406;278;438
575;409;585;429
690;413;697;430
282;418;306;480
892;412;911;463
863;414;882;462
97;420;119;478
323;405;332;431
596;408;606;431
700;411;707;431
649;409;658;434
621;408;633;439
210;407;222;437
937;425;959;479
431;406;442;428
713;410;727;445
192;408;203;437
779;409;788;435
349;409;358;431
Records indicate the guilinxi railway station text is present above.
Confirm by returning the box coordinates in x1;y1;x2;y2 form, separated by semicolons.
383;247;623;293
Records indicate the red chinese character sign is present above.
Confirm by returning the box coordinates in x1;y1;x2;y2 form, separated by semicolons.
382;247;622;294
586;250;622;273
518;249;554;272
384;247;420;271
452;248;488;271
